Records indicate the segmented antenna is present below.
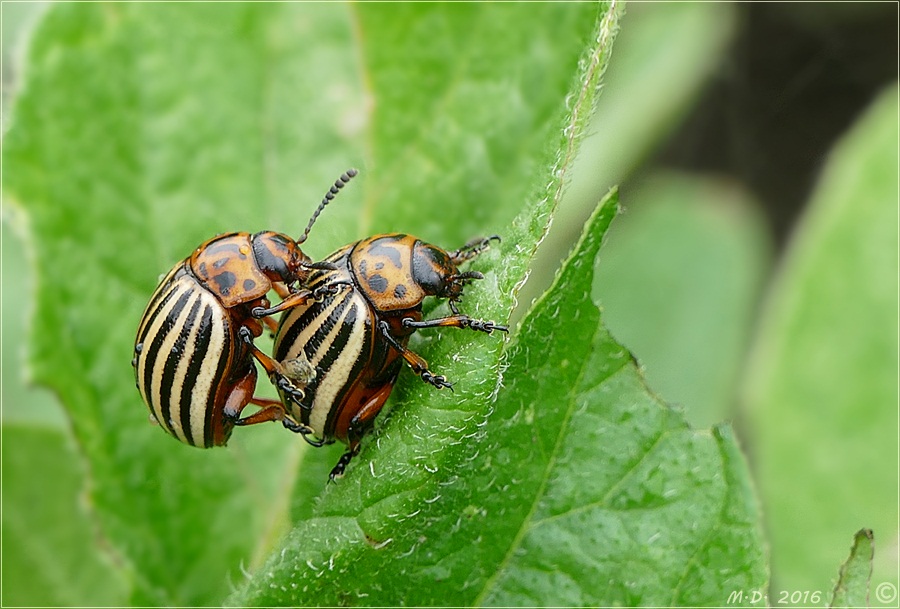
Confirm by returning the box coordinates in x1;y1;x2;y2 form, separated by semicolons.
298;168;358;244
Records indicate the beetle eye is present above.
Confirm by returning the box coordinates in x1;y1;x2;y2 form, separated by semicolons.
412;242;458;296
252;233;296;281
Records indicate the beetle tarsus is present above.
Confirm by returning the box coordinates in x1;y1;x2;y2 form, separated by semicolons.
274;374;306;406
401;315;508;335
421;370;453;391
329;449;357;481
469;319;509;334
282;417;324;444
312;281;351;301
450;235;500;263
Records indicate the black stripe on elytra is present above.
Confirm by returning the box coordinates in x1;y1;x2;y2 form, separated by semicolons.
172;296;207;446
275;286;351;363
145;285;193;436
294;307;354;427
186;302;219;447
323;301;374;438
177;299;220;448
159;293;202;441
205;309;233;448
305;290;354;362
137;270;184;348
315;300;359;379
282;291;355;422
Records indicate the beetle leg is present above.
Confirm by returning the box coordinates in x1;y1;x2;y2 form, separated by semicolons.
449;235;500;264
233;400;287;426
329;449;358;482
261;315;279;335
238;325;309;407
251;281;351;318
250;289;314;318
402;315;509;334
234;397;322;441
272;281;292;299
377;321;453;390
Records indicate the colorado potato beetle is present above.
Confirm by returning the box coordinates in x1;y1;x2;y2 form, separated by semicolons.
132;169;357;447
271;232;507;479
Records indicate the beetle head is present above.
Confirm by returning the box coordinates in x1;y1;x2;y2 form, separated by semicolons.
252;232;312;284
412;241;483;301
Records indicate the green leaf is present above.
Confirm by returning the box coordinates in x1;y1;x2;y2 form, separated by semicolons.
829;529;874;608
1;217;63;426
743;84;899;594
1;424;128;607
3;2;613;605
474;193;766;606
230;5;622;605
518;2;739;319
234;189;767;606
5;5;366;604
594;172;771;428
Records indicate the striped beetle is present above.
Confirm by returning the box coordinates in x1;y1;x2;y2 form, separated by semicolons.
132;170;357;448
271;232;507;479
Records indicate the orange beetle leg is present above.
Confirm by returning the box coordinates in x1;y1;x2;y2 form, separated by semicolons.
377;320;452;390
238;326;311;407
329;383;394;481
272;281;291;299
252;281;352;318
401;314;508;334
261;316;279;335
234;398;316;436
213;368;258;445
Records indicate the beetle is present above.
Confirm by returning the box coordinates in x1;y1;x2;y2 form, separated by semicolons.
270;232;507;479
132;169;357;448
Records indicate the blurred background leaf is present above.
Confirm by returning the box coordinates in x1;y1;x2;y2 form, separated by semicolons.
2;425;128;607
743;84;899;599
594;173;770;429
518;2;740;321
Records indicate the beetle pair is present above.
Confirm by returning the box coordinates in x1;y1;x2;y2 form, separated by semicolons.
132;170;507;478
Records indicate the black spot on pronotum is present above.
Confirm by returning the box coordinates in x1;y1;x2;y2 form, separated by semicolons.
206;241;244;257
375;262;384;270
243;279;256;291
367;274;388;293
213;271;237;294
393;284;407;299
213;258;229;269
368;242;402;268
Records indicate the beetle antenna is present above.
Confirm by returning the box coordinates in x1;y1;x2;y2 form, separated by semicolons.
298;168;358;244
